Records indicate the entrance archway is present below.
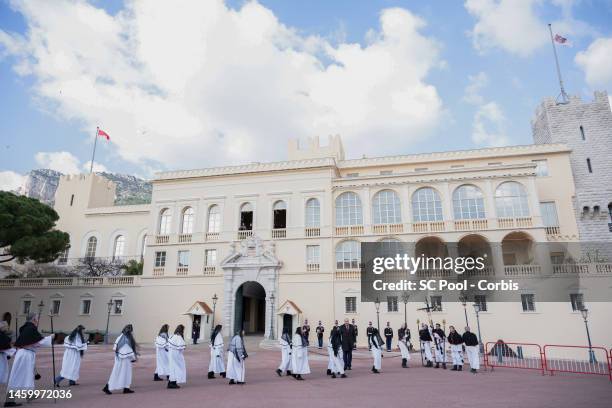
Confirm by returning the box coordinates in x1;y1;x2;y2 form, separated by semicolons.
234;281;266;335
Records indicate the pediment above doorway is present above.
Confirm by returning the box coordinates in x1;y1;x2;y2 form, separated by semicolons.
185;301;213;316
277;300;302;316
221;235;282;269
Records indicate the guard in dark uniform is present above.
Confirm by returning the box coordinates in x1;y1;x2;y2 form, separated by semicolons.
302;320;311;346
383;322;393;352
351;319;358;350
315;321;325;349
366;321;374;350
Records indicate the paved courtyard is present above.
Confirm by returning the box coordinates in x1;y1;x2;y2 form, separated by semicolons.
4;338;611;408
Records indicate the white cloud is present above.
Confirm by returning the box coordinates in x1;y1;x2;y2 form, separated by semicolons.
0;1;444;170
35;151;81;174
0;171;25;192
82;160;108;173
575;37;612;88
464;71;489;104
472;102;509;146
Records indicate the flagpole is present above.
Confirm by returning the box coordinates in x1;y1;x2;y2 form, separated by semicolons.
90;127;99;174
548;23;569;104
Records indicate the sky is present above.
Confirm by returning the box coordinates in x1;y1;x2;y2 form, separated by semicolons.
0;0;611;190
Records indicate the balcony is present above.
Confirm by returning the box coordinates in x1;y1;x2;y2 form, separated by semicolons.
305;227;320;237
205;232;220;241
498;217;533;229
203;265;216;276
334;225;364;236
334;269;361;280
176;266;189;276
372;223;404;234
412;221;445;233
272;229;287;239
155;234;170;244
152;267;165;277
306;263;320;272
453;219;489;231
504;264;541;276
178;234;192;243
0;276;140;288
237;230;253;240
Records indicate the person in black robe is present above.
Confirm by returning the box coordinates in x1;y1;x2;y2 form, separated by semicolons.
191;320;200;345
315;321;324;349
366;321;374;350
419;323;434;367
302;320;311;346
447;326;464;371
339;319;355;370
432;323;447;369
328;327;346;378
351;319;358;350
384;322;393;352
462;327;480;373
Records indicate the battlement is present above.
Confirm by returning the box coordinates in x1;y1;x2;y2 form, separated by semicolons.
54;173;116;212
287;135;345;161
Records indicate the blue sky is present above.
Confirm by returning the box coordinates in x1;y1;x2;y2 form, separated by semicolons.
1;0;611;188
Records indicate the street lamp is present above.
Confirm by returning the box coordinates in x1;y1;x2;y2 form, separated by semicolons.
269;292;275;340
37;300;44;324
459;293;469;327
473;303;484;353
580;308;596;363
374;297;381;330
105;299;113;344
211;293;218;327
401;293;409;326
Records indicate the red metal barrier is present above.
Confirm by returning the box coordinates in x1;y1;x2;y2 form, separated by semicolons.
544;345;611;381
484;342;545;375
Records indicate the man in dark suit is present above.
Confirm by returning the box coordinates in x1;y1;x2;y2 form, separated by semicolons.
339;318;356;370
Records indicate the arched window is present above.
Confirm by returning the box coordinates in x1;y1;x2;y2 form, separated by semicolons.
305;198;320;227
495;181;529;217
453;185;485;220
207;205;221;233
85;236;97;259
273;201;287;229
372;190;401;224
335;240;361;269
113;235;125;260
412;187;443;222
240;203;254;231
335;192;363;226
159;208;172;235
181;207;194;234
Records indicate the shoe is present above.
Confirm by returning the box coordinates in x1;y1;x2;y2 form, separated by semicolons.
341;374;347;378
371;366;376;373
326;369;332;375
373;369;380;374
229;379;236;385
276;369;282;377
426;360;433;367
102;384;112;395
331;373;336;378
401;358;407;368
435;362;440;368
286;370;292;376
167;381;176;389
347;367;352;370
237;382;245;385
34;373;41;381
471;368;477;374
220;372;226;378
69;380;78;386
123;388;134;394
207;372;215;379
154;373;163;381
443;363;447;369
458;366;463;371
451;365;458;371
296;375;304;381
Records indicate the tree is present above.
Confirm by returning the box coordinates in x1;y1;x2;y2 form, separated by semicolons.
0;191;70;264
75;257;125;277
124;259;143;275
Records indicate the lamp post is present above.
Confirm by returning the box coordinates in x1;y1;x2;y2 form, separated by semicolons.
105;299;113;344
374;297;381;330
37;300;44;324
473;303;484;353
459;293;469;327
401;293;409;326
211;293;218;327
269;292;275;340
580;308;596;363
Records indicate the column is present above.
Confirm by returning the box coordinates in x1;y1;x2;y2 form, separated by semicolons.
490;242;505;276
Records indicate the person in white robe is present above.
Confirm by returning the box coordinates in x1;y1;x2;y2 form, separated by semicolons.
226;331;247;385
369;327;383;373
154;324;170;381
418;323;434;367
447;326;464;371
290;327;310;380
167;325;186;389
55;325;87;386
208;325;225;379
432;323;447;369
327;327;345;378
0;321;16;386
276;327;292;377
4;314;54;407
398;323;411;368
103;324;137;395
462;326;480;373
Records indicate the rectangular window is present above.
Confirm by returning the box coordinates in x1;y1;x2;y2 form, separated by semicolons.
474;295;488;312
550;252;565;264
205;249;217;266
306;245;320;264
22;300;31;315
155;251;167;267
540;202;559;227
430;296;443;312
533;159;549;176
570;293;584;312
521;294;536;312
177;250;190;267
387;296;398;312
57;248;69;265
587;158;593;173
80;299;92;315
580;125;585;140
112;299;123;315
51;299;61;315
345;297;357;313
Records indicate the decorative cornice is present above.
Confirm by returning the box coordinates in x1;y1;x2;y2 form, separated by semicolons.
84;204;151;216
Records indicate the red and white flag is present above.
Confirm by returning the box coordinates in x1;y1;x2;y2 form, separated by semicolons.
554;34;569;45
97;128;110;140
